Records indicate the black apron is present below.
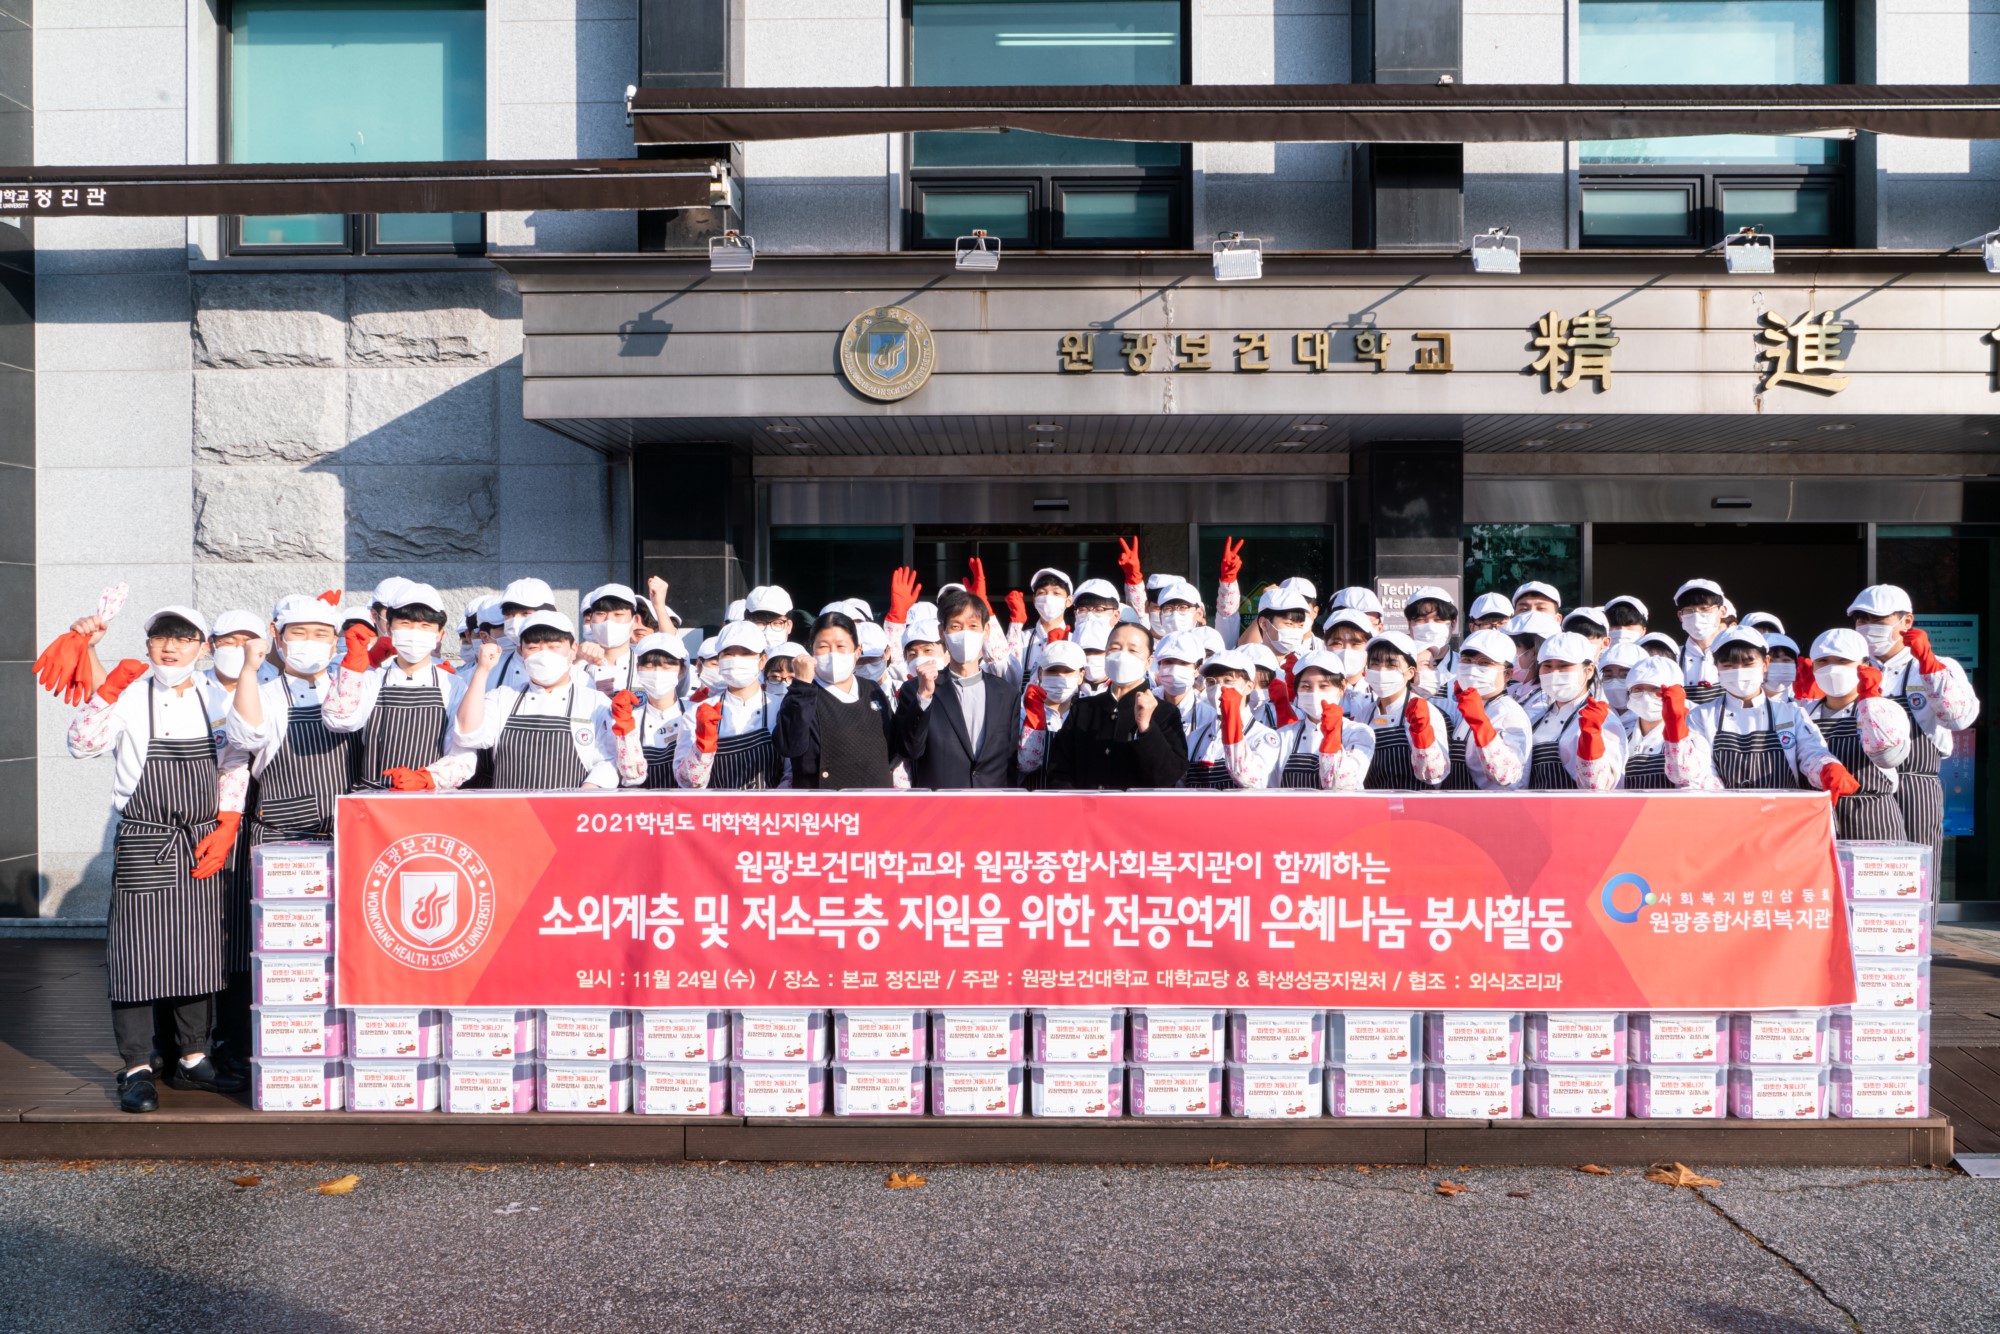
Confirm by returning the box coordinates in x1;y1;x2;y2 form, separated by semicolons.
358;664;451;790
1529;702;1584;792
1442;728;1479;790
492;684;589;791
1364;702;1420;791
1682;647;1723;706
1622;734;1673;791
107;683;226;1004
1815;707;1908;842
1892;676;1946;865
234;682;354;971
1709;699;1798;791
640;701;680;790
1279;733;1323;790
1179;710;1239;790
707;695;785;790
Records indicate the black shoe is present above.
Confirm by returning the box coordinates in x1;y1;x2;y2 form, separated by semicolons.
118;1069;159;1114
211;1045;252;1086
167;1055;246;1094
148;1049;168;1079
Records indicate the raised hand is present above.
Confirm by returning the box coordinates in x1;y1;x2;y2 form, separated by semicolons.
1005;590;1027;627
1454;684;1497;748
1116;536;1144;589
695;698;723;754
1661;684;1691;741
610;689;638;737
888;567;922;623
1577;696;1609;761
1856;663;1884;700
1904;627;1943;675
1793;656;1822;701
97;659;149;704
1318;696;1345;753
342;623;377;674
966;558;992;613
1218;536;1245;586
1267;674;1296;727
1219;686;1245;745
1023;682;1048;731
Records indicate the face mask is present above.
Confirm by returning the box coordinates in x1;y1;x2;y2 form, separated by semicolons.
636;669;679;700
1858;623;1902;657
1161;609;1196;634
1270;624;1306;655
1084;655;1108;684
1410;622;1451;652
503;614;529;644
1679;609;1720;642
1628;691;1664;722
1765;662;1798;688
1540;669;1586;705
1076;610;1117;635
524;650;570;688
1815;663;1859;698
1365;668;1406;700
761;624;787;649
765;680;790;702
1455;662;1500;695
944;630;984;665
1294;689;1324;722
459;641;482;667
283;639;333;676
717;658;761;689
585;619;632;650
1157;663;1196;695
1105;650;1146;687
1334;648;1366;679
699;663;723;691
1719;666;1764;700
1602;679;1631;711
391;628;440;663
1609;626;1645;645
1148;611;1167;638
1034;594;1068;625
815;651;856;684
151;660;197;688
1042;674;1081;704
212;645;247;680
857;658;887;683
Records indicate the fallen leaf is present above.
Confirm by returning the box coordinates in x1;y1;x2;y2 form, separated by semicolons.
1507;1190;1532;1199
463;1165;500;1173
1435;1181;1469;1197
1578;1164;1614;1176
1644;1162;1720;1190
314;1174;361;1196
229;1175;263;1188
1205;1158;1232;1171
885;1171;928;1190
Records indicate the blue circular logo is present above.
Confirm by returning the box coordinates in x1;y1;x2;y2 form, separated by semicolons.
1600;873;1655;924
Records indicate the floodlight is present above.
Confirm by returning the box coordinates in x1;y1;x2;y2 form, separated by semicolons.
1471;227;1521;275
709;231;755;272
1722;227;1774;275
955;229;1000;271
1212;231;1263;282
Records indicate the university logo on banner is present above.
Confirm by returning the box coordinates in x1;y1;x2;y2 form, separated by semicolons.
400;871;459;945
359;834;498;971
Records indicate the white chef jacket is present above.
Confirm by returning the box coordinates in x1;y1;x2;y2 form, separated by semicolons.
1443;689;1533;791
1618;714;1719;790
1873;648;1980;755
228;668;335;777
67;673;248;812
323;658;475;734
673;688;792;788
451;680;622;788
1267;717;1375;790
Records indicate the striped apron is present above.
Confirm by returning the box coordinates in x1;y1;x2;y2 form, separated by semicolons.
708;697;785;790
492;685;588;791
1279;739;1322;789
1364;714;1418;791
640;703;680;789
463;652;521;791
107;684;226;1004
357;666;451;790
1442;728;1479;790
1621;737;1673;791
1529;704;1582;791
1816;709;1907;842
1180;716;1239;790
234;690;354;971
1683;648;1722;706
1710;701;1797;791
1892;684;1946;864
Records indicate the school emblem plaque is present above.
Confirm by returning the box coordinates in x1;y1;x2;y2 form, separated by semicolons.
839;305;936;401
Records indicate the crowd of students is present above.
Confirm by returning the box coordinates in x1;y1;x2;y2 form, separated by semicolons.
48;539;1978;1111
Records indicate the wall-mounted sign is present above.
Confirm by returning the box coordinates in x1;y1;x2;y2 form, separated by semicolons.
1375;577;1463;634
839;305;936;402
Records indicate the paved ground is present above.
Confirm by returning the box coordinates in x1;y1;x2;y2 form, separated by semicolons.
0;1159;1993;1333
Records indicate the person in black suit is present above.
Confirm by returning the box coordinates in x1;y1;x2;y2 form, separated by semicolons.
893;588;1019;790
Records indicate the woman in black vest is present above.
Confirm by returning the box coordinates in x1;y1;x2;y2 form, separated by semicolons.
775;611;900;789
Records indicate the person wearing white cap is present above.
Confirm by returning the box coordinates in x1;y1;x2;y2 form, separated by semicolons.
1152;579;1204;641
204;609;267;697
1467;592;1513;632
1012;567;1077;681
487;577;560;692
369;576;414;636
1619;656;1716;791
1440;629;1532;790
691;635;723;700
893;587;1021;789
1150;628;1206;718
1277;576;1322;630
622;632;689;789
774;609;900;790
1015;638;1088;787
1398;586;1458;694
1349;631;1449;790
1636;631;1679;662
1720;598;1740;629
1320;608;1375;718
1070;578;1124;644
459;594;502;672
1504;611;1560;710
724;598;746;624
1331;586;1385;634
1175;647;1281;788
1251;585;1315;675
1267;649;1375;789
1675;626;1854;799
1595;641;1647;724
762;641;811;714
1742;611;1784;637
1848;583;1980;862
1512;582;1561;617
743;585;797;650
1526;632;1625;790
577;582;645;695
854;620;903;697
454;612;632;790
1794;628;1913;841
677;620;790;789
1604;595;1649;645
1560;606;1611;661
1673;578;1729;705
1073;618;1113;697
1761;632;1802;702
1235;641;1285;723
62;604;252;1110
322;582;477;791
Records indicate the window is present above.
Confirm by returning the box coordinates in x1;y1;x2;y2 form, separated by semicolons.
1578;0;1847;246
228;0;487;255
906;0;1189;249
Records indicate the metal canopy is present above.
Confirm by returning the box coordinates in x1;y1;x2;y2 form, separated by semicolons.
628;83;2000;145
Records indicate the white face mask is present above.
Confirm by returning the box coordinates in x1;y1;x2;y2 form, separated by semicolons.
857;658;887;683
1858;623;1902;657
815;650;856;685
1540;669;1587;705
1269;623;1306;655
1628;691;1664;722
1034;594;1068;625
1294;689;1325;722
1332;648;1367;679
1609;626;1645;645
1455;661;1500;695
635;668;679;700
1602;679;1631;711
391;628;440;663
1765;661;1797;688
1410;621;1451;652
524;650;571;688
151;660;197;688
1679;609;1720;643
1105;650;1146;687
1719;666;1765;700
944;630;985;665
584;619;632;650
1815;663;1859;698
1075;609;1117;636
717;657;761;689
460;640;482;666
1157;663;1197;696
1042;674;1081;704
1364;668;1407;700
1084;655;1108;684
503;614;530;644
282;638;333;676
1147;611;1167;638
765;680;790;701
699;663;723;691
1161;609;1196;634
212;645;247;680
761;624;788;649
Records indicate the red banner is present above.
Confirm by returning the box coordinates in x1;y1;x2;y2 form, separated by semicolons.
333;791;1854;1011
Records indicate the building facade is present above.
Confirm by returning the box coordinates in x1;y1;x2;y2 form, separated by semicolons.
8;0;2000;919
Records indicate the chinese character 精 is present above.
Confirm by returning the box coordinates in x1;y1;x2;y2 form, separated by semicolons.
1530;308;1620;392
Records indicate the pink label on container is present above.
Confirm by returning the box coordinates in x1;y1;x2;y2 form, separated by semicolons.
1230;1066;1320;1119
1731;1013;1826;1064
737;1014;819;1061
1131;1066;1219;1116
1532;1015;1624;1064
1848;904;1928;957
1631;1067;1727;1119
1427;1014;1521;1065
253;845;331;900
838;1014;922;1061
1037;1013;1120;1062
636;1012;723;1062
1339;1014;1418;1064
1531;1067;1625;1118
1134;1012;1220;1062
1429;1068;1522;1119
253;955;332;1007
1843;847;1926;899
931;1065;1021;1116
254;1008;342;1058
1035;1067;1121;1117
635;1064;726;1116
1333;1066;1421;1117
254;902;332;952
347;1061;438;1112
540;1063;631;1113
735;1065;823;1116
1634;1014;1727;1065
1834;1066;1928;1118
253;1061;343;1111
445;1063;535;1114
836;1065;922;1116
1729;1067;1827;1119
935;1013;1021;1062
1834;1012;1928;1065
1853;959;1928;1010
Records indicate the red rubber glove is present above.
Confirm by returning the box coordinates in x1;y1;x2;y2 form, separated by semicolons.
385;767;436;791
1792;656;1823;702
1218;536;1245;586
1267;674;1296;727
1219;687;1246;746
687;686;710;704
610;689;638;737
1023;683;1048;731
1856;663;1884;700
368;635;397;668
1005;591;1027;627
1821;761;1861;804
317;589;342;607
966;558;992;616
1661;685;1690;742
695;699;722;755
190;812;241;881
1577;696;1609;762
342;623;376;674
1281;653;1298;689
887;568;922;624
1905;627;1944;676
1317;697;1346;754
97;659;149;704
1046;626;1069;643
1454;685;1497;749
34;634;84;705
1404;697;1436;750
1116;535;1144;589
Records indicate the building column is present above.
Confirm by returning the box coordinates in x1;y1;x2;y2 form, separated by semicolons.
632;445;754;629
1347;440;1464;613
0;0;32;916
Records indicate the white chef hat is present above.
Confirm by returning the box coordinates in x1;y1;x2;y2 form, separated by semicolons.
1404;584;1458;615
1604;594;1649;622
1040;640;1087;672
1074;620;1111;653
715;621;769;654
1638;632;1680;656
725;599;746;623
274;595;339;631
1847;584;1913;616
633;631;689;662
1155;630;1208;664
1742;611;1785;635
856;621;890;659
1562;606;1610;636
339;605;373;631
1598;641;1647;672
910;600;938;624
1197;626;1227;657
1512;580;1561;606
1238;643;1281;674
1029;567;1074;594
743;585;794;617
393;583;446;616
844;598;874;622
500;577;556;610
476;598;507;630
902;618;942;647
210;609;265;639
1257;586;1310;614
1322;607;1375;637
1536;631;1595;665
1628;656;1682;691
1764;632;1800;657
1074;578;1121;604
1722;599;1739;620
1293;648;1349;681
371;576;412;609
1809;628;1870;663
1506;611;1560;642
1202;648;1256;677
1279;576;1319;602
1459;629;1519;664
767;642;807;662
1157;580;1203;609
1674;578;1725;604
1366;631;1420;662
582;582;639;611
695;636;720;660
1333;586;1384;615
1710;626;1769;656
520;610;576;640
145;605;209;639
1145;573;1176;593
1469;592;1515;621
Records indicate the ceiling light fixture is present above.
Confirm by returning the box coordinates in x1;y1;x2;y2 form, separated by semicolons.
955;229;1001;271
1471;227;1521;275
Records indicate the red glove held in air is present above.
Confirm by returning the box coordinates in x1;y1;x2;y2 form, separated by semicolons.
1281;653;1298;689
190;812;241;881
887;568;922;624
1577;697;1610;762
1821;761;1861;804
1905;627;1944;676
1023;683;1048;731
1116;535;1144;589
33;634;85;705
1005;591;1027;627
342;624;376;674
368;635;397;668
966;558;992;616
1454;685;1497;749
1317;698;1346;754
1219;687;1246;746
1404;698;1436;750
1792;656;1823;701
1267;674;1296;728
1661;685;1691;743
385;767;436;791
1856;663;1884;700
695;699;722;755
97;659;149;704
610;689;638;738
1046;626;1069;642
1218;536;1244;586
317;589;342;607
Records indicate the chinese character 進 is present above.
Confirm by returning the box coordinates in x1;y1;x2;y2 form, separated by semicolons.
1354;330;1391;371
1760;309;1850;394
1411;331;1453;372
1529;308;1620;392
1121;332;1158;373
1058;332;1094;372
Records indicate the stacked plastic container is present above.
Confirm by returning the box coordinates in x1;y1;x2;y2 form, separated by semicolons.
1523;1012;1628;1118
1029;1008;1126;1117
730;1010;828;1116
1325;1011;1422;1117
246;842;345;1111
1130;1008;1226;1117
1423;1012;1525;1118
927;1008;1025;1116
1222;1008;1324;1118
831;1010;927;1116
538;1008;632;1113
633;1009;730;1115
1832;840;1934;1120
1628;1012;1730;1119
443;1008;538;1114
